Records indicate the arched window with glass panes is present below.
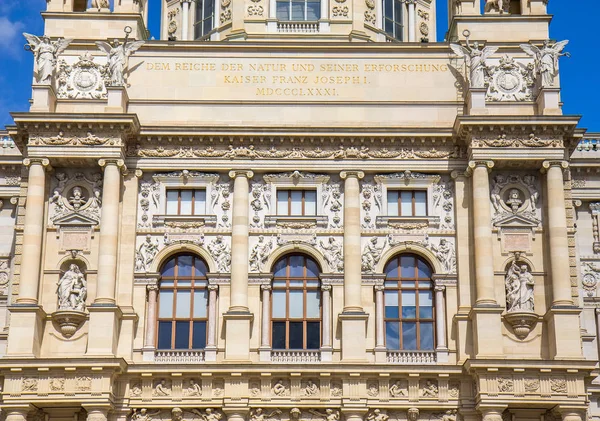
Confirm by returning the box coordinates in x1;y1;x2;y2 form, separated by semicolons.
157;254;209;350
383;254;435;350
271;254;321;350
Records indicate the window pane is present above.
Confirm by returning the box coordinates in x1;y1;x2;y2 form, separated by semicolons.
401;255;415;278
290;191;303;215
157;321;172;349
415;191;427;216
276;1;289;20
203;18;212;36
176;291;191;318
401;291;416;318
304;190;316;215
402;322;417;350
417;259;431;278
386;322;400;350
306;322;320;349
307;2;320;20
162;258;176;277
291;1;304;20
306;258;319;277
177;278;192;287
166;191;179;215
289;322;303;349
272;290;287;318
384;290;399;318
273;258;287;277
178;255;193;277
195;258;208;276
159;291;174;318
402;281;416;288
306;291;320;318
194;290;208;318
419;291;433;318
384;0;392;18
387;191;399;216
192;321;207;349
385;258;399;278
277;190;288;215
272;322;286;349
401;191;413;216
180;190;193;215
289;290;303;318
289;255;304;277
175;321;190;349
420;322;434;350
194;189;206;215
394;0;402;21
384;19;393;34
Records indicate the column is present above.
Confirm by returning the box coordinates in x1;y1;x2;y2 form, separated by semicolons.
374;285;385;349
339;170;368;361
596;308;600;361
85;408;109;421
7;159;49;357
143;285;158;357
542;160;581;359
205;284;219;361
224;170;254;361
260;284;271;349
17;158;49;304
95;159;124;304
5;409;30;421
407;0;416;42
434;285;447;350
341;170;364;312
544;161;572;306
181;0;191;40
480;409;503;421
559;411;584;421
87;159;124;356
468;160;503;358
321;285;332;348
470;160;496;305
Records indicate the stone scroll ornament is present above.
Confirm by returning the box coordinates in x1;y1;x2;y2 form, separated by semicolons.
450;31;498;89
520;40;570;88
24;33;74;85
96;30;145;87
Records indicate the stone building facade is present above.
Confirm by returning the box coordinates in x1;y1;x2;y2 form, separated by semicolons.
1;2;600;421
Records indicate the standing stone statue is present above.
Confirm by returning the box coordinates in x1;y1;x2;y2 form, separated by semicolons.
505;254;535;312
56;264;87;311
361;237;387;273
450;38;498;89
23;34;74;85
91;0;110;11
208;235;232;273
96;38;145;86
520;40;570;88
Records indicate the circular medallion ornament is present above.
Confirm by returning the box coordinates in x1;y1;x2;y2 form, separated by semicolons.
495;69;522;95
420;22;429;36
582;273;598;296
168;20;178;35
72;68;99;93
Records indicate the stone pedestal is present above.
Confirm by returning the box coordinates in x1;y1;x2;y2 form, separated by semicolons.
106;86;129;113
544;306;583;359
536;87;562;115
467;88;488;115
86;305;123;356
470;306;504;358
223;311;253;361
528;0;548;15
339;311;369;361
6;305;46;357
30;85;57;112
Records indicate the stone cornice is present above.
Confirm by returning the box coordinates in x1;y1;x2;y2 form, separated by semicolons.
454;115;580;141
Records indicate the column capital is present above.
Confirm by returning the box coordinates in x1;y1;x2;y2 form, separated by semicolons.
541;160;569;172
23;157;50;168
374;284;385;291
450;169;467;180
229;170;254;179
340;170;365;180
321;284;332;292
146;284;159;293
260;284;272;291
208;284;219;291
434;285;446;292
466;160;494;176
134;169;144;179
98;158;127;173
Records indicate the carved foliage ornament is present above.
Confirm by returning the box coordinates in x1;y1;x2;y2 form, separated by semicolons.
486;55;535;102
582;262;600;297
30;131;117;146
473;133;562;148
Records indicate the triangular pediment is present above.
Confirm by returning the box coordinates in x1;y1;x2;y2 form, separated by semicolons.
493;212;540;228
53;212;99;226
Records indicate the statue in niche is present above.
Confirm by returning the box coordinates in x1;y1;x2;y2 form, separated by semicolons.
136;235;160;272
505;188;523;212
23;34;73;85
361;237;387;273
389;381;407;397
131;409;161;421
56;264;87;311
484;0;507;13
250;236;273;272
450;37;498;89
420;380;439;397
308;409;339;421
69;186;87;211
302;380;319;396
366;410;389;421
191;409;222;421
272;379;288;396
521;40;570;88
505;253;535;312
184;379;202;396
153;379;171;396
250;409;282;421
91;0;110;10
320;236;343;272
208;235;231;273
96;38;145;87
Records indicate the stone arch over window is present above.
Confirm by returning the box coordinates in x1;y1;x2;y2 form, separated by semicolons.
382;253;435;351
270;254;322;351
376;243;443;274
156;253;210;350
150;243;218;273
264;243;330;274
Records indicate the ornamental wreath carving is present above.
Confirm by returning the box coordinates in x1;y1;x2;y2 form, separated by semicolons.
485;55;535;102
57;52;109;100
30;131;116;146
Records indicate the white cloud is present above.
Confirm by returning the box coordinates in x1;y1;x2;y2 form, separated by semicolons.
0;16;25;57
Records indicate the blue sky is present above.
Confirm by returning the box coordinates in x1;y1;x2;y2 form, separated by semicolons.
0;0;597;131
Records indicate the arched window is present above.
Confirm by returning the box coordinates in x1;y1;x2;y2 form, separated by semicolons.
157;254;209;350
384;254;434;350
271;255;321;350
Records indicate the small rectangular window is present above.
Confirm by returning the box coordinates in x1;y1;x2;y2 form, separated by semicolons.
387;190;428;217
194;0;215;39
165;189;207;216
276;0;321;20
276;190;317;216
